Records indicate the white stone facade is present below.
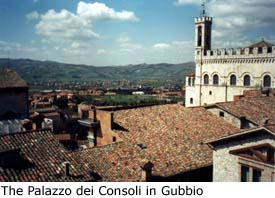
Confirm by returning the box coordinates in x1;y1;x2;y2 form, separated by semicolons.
185;16;275;107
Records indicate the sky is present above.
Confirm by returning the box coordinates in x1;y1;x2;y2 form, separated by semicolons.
0;0;275;66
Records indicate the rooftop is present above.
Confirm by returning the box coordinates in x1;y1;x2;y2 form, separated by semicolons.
71;142;148;182
111;104;240;177
215;96;275;131
0;68;28;89
247;40;274;48
0;129;92;182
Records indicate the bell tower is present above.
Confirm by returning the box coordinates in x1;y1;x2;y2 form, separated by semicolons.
195;2;212;57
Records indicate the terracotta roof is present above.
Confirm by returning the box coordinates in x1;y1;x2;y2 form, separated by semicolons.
247;40;274;48
206;127;275;147
111;104;240;177
29;107;57;114
186;72;195;77
71;142;148;182
0;68;28;89
0;129;92;182
216;96;275;130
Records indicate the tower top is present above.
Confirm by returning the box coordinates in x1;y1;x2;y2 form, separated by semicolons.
200;0;210;17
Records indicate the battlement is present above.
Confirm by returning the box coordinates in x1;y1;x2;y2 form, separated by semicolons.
195;16;212;23
196;46;275;60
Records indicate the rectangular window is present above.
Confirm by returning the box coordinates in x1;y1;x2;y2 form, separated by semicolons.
252;169;262;182
241;166;249;182
219;111;224;117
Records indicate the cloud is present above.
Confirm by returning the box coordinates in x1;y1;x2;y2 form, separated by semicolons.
35;2;138;43
97;49;107;55
0;40;40;60
36;9;99;42
174;0;201;6
116;36;143;52
210;1;275;30
116;36;131;43
152;43;171;50
77;1;139;22
26;11;39;20
176;1;275;48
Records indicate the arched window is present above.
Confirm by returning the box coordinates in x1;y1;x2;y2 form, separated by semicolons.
230;75;237;86
263;75;271;87
190;98;193;105
188;77;191;86
213;74;219;85
204;74;209;85
197;26;202;47
244;75;251;86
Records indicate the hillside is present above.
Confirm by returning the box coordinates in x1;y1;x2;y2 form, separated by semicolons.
0;58;195;82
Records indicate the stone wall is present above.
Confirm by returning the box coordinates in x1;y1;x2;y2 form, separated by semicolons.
213;134;275;182
207;107;242;128
89;110;122;146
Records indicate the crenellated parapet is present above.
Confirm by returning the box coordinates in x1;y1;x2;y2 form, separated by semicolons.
195;17;212;23
196;46;275;63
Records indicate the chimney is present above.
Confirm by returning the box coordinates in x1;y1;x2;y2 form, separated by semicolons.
92;106;97;122
141;160;154;182
63;162;70;177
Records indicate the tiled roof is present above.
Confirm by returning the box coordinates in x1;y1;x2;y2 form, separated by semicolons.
71;142;148;182
206;127;275;146
112;104;240;177
0;130;92;182
247;40;274;48
216;96;275;130
0;68;28;89
186;72;195;77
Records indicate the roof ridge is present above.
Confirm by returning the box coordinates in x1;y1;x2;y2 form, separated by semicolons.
0;128;52;137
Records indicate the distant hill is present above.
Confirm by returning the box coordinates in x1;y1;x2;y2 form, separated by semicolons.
0;58;195;82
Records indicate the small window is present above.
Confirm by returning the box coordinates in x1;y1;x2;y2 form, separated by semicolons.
230;75;237;86
253;169;261;182
240;118;250;129
267;147;275;164
113;137;117;142
209;91;212;95
263;75;271;87
213;74;219;85
241;166;249;182
204;74;209;85
244;75;251;86
190;98;194;105
188;77;192;86
219;111;224;117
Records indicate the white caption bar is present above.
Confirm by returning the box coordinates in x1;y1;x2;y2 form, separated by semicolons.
0;182;274;198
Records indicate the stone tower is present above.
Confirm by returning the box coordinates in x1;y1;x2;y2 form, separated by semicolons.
194;16;212;58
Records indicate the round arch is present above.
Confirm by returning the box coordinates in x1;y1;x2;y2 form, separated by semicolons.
211;72;220;85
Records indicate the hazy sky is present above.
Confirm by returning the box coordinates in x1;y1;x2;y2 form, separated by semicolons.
0;0;275;66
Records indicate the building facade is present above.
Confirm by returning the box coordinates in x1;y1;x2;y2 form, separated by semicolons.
207;127;275;182
185;15;275;107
